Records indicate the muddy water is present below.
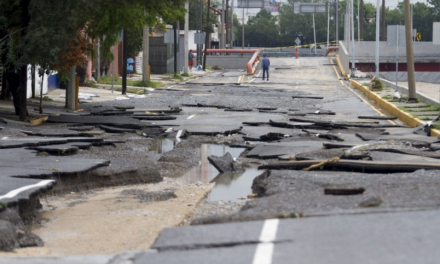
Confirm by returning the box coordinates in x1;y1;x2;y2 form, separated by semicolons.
174;144;263;202
208;164;261;201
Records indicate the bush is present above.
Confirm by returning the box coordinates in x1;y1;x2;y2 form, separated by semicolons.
369;77;383;90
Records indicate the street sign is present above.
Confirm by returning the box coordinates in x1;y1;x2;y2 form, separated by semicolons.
164;30;178;44
433;22;440;45
386;25;405;47
416;32;421;41
295;37;301;45
194;32;206;45
237;0;264;8
294;2;327;14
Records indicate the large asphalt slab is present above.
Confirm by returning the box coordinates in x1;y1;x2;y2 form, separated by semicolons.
0;146;109;206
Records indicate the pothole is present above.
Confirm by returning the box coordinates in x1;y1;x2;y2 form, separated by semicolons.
174;144;263;202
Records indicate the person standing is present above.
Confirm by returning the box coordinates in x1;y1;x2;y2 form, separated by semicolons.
262;54;270;81
188;50;194;70
127;57;134;77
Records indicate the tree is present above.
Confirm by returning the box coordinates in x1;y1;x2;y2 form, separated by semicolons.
279;0;330;47
244;9;280;47
0;0;187;121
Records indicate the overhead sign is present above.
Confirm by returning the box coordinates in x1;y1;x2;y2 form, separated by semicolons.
433;22;440;45
386;25;405;47
237;0;264;8
265;0;280;13
164;30;178;44
294;2;327;14
194;32;206;45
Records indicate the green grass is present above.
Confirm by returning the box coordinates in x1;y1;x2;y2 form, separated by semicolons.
381;95;392;100
97;76;164;88
0;202;7;209
86;80;98;88
434;123;440;130
404;106;440;112
205;64;212;70
181;73;190;77
172;74;184;81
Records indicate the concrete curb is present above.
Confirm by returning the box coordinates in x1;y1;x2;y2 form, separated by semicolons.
335;55;348;77
350;79;440;138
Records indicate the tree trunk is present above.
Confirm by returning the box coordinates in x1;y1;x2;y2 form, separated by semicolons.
142;25;150;82
31;64;35;98
17;64;29;121
122;29;127;94
39;73;44;114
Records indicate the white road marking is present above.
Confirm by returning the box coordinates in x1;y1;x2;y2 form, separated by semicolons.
187;115;195;119
176;130;183;139
0;180;55;201
252;219;279;264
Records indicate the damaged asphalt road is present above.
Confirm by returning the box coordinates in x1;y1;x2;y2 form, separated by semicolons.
1;57;440;263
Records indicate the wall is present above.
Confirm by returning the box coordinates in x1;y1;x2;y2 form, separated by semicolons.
338;41;350;76
205;55;252;69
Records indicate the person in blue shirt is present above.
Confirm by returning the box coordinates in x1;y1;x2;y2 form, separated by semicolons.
127;57;134;77
261;54;270;81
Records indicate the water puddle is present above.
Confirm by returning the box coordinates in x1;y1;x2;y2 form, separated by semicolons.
176;144;263;201
207;164;262;201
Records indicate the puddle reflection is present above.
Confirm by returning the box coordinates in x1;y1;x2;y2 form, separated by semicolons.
177;144;263;201
208;164;262;201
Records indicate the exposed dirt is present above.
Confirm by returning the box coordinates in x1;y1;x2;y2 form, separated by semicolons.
0;178;214;256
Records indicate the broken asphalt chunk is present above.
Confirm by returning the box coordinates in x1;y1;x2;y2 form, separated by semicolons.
292;95;324;99
47;115;144;129
324;187;365;195
207;152;244;173
358;116;397;120
259;160;440;173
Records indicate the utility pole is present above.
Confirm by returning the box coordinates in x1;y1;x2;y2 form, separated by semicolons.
242;8;244;50
357;0;360;41
335;0;339;45
97;39;101;79
142;24;150;82
226;0;229;47
122;29;127;95
360;0;364;40
230;0;234;48
381;0;386;41
375;0;380;76
184;0;189;75
404;0;416;100
203;0;211;71
351;0;356;76
174;23;178;75
221;0;225;49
